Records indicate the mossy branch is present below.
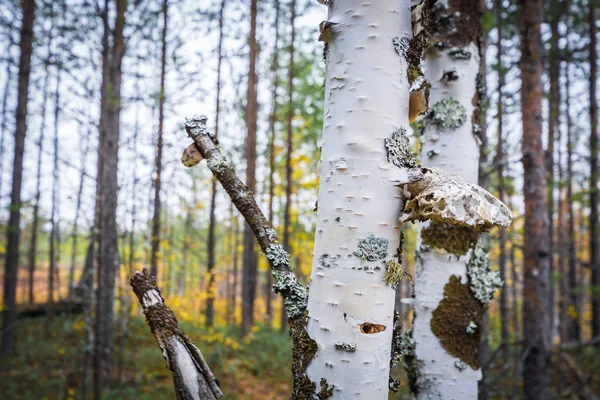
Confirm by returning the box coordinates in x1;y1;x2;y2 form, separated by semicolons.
182;116;316;396
130;269;224;400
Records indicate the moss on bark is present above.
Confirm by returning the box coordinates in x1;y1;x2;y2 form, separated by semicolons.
430;275;484;370
421;221;480;256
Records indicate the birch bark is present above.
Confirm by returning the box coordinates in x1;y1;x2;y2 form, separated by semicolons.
306;1;412;397
411;1;501;398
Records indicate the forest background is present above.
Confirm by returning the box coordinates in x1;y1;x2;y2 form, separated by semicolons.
0;0;599;399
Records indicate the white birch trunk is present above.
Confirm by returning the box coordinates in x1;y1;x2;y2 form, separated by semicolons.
306;1;412;397
412;34;486;400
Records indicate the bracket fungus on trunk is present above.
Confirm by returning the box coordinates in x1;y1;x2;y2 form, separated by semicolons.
397;167;512;232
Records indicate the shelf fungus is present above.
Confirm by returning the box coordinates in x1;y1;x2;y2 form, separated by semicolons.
397;167;512;232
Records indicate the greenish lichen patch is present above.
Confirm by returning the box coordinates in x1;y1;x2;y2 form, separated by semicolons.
466;321;477;335
265;228;277;241
383;258;412;288
455;360;468;371
206;153;227;173
447;47;472;60
385;128;418;169
391;327;418;395
290;314;319;398
431;275;484;370
184;115;211;136
427;98;467;130
317;378;334;399
467;241;502;306
353;235;389;262
334;342;356;353
421;221;480;256
272;270;307;319
393;36;410;58
266;244;291;267
318;253;342;269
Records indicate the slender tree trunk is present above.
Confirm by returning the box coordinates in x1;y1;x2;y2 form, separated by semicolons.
280;0;296;333
68;131;88;296
28;58;52;305
0;59;13;201
241;0;259;337
266;0;281;325
565;55;581;341
150;0;168;279
518;0;551;397
47;57;62;319
232;212;239;327
495;0;509;361
589;1;600;341
0;0;36;357
205;0;226;329
94;0;126;397
545;1;561;341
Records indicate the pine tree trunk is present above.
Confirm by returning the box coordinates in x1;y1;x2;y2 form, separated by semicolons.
94;0;126;397
0;57;13;207
565;56;581;341
589;0;600;341
150;0;168;279
281;0;296;333
495;0;509;361
206;0;226;329
48;55;62;319
518;0;551;397
266;0;281;325
28;56;51;306
241;0;259;337
1;0;36;357
545;1;561;341
68;129;89;296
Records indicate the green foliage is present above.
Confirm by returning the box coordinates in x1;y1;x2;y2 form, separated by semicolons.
0;315;293;399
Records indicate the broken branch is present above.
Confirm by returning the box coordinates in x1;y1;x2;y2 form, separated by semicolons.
130;269;224;400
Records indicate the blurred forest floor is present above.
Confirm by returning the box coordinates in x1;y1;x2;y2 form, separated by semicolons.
1;265;600;399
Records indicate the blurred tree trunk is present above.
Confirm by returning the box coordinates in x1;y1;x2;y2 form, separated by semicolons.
0;0;36;357
518;0;551;397
94;0;126;397
28;52;51;306
266;0;281;326
68;127;90;296
477;2;490;398
150;0;168;279
281;0;296;333
589;0;600;341
494;0;509;361
545;0;561;340
0;51;13;209
48;48;63;319
564;53;581;342
241;0;259;337
206;0;226;329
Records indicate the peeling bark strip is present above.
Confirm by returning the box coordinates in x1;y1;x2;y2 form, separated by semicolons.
130;269;223;400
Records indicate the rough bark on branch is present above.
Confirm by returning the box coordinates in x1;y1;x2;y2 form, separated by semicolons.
182;116;315;397
183;117;307;319
130;269;223;400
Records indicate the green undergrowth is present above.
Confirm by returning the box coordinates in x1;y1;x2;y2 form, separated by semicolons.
0;315;293;399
